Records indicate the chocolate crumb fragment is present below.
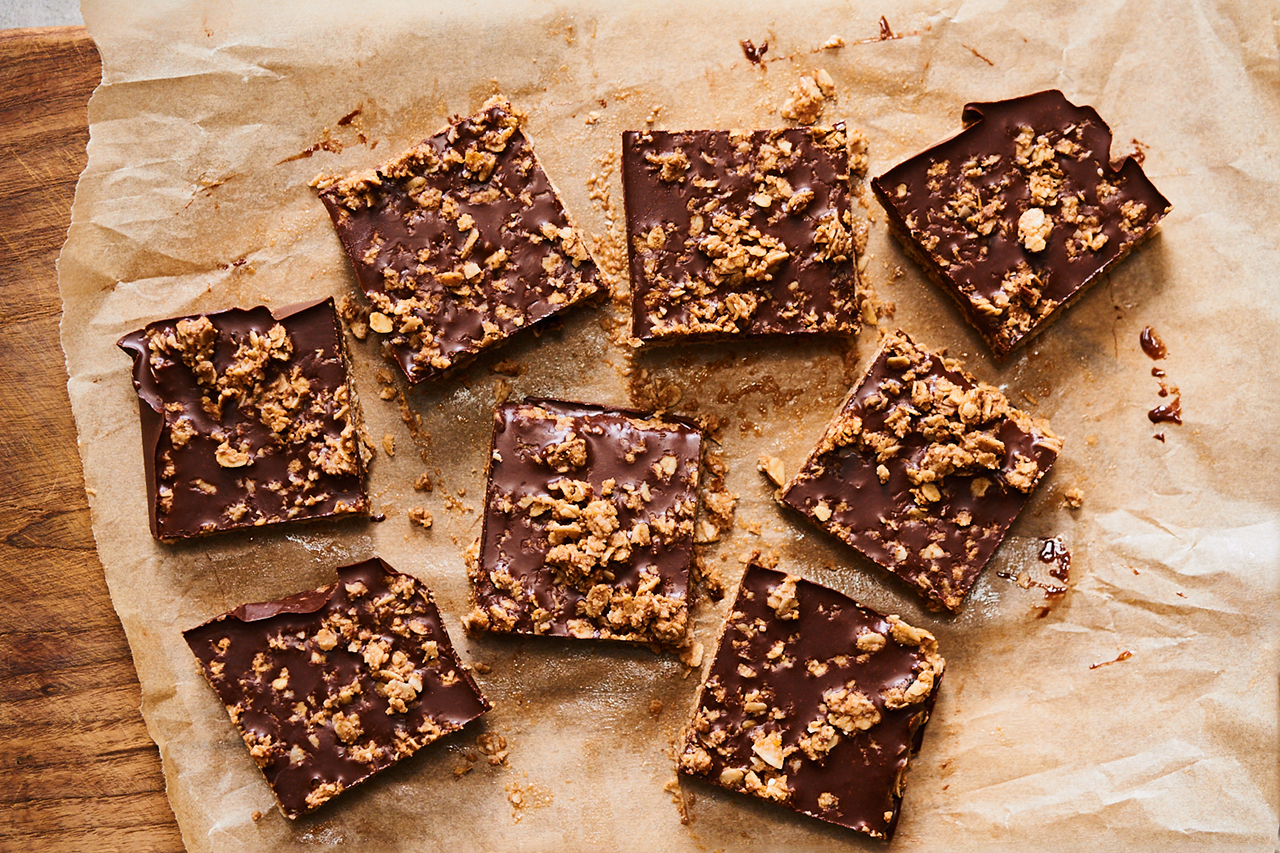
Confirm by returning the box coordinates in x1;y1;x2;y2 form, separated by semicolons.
741;39;769;65
623;126;863;344
872;90;1171;359
678;564;944;840
183;558;490;818
315;96;599;384
466;399;702;644
780;330;1061;611
118;298;367;542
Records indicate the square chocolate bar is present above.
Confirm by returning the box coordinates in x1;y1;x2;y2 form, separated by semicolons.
316;96;599;383
780;331;1061;611
466;399;702;644
118;298;366;542
871;89;1171;358
623;126;862;342
678;563;944;841
184;558;491;819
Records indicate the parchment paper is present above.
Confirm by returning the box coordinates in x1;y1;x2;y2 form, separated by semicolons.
59;1;1280;850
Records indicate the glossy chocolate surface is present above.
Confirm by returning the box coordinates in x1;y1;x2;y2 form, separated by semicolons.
623;126;861;342
678;564;944;840
468;399;702;644
317;97;599;384
872;90;1172;358
184;558;491;819
118;298;366;542
780;331;1061;611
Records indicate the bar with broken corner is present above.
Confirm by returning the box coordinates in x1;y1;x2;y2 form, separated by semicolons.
871;89;1171;359
117;298;367;542
315;96;599;384
622;126;863;343
780;330;1061;611
183;558;491;819
677;563;944;841
465;399;702;644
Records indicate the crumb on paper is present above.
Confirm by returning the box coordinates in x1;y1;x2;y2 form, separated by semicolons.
414;471;433;492
757;454;786;487
505;781;553;824
477;732;509;766
382;434;395;456
491;359;525;376
781;72;827;125
1063;487;1084;509
408;505;433;529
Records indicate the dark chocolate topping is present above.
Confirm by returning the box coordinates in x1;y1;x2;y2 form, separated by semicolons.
623;126;861;342
118;298;366;542
781;330;1061;611
317;98;599;384
468;399;702;644
872;90;1172;358
184;558;491;819
678;564;944;840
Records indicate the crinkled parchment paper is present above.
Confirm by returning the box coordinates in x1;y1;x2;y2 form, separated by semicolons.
59;0;1279;849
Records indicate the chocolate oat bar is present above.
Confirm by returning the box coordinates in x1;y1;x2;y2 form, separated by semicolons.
465;399;702;644
315;96;599;384
871;89;1171;358
184;558;491;819
118;298;366;542
623;126;862;342
678;563;944;841
780;331;1061;611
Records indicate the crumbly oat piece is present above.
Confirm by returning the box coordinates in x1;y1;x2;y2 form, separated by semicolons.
677;564;944;840
466;399;702;644
117;299;367;542
780;73;828;125
871;90;1171;359
315;96;599;384
622;126;863;343
780;331;1062;611
183;559;490;819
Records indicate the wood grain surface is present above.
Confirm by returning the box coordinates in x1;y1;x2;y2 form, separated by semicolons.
0;27;183;852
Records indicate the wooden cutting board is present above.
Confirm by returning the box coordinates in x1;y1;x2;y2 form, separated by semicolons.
0;27;183;852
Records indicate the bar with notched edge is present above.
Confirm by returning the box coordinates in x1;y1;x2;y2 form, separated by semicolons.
872;89;1171;359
